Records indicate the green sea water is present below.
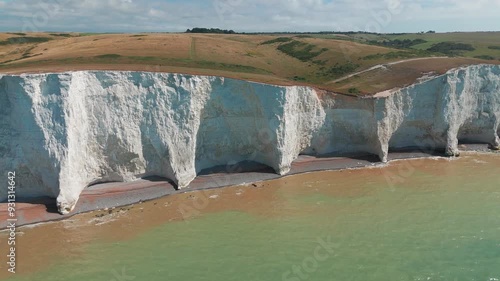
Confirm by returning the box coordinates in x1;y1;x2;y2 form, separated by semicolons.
8;154;500;281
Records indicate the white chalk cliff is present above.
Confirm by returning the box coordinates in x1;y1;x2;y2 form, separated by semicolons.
1;65;499;214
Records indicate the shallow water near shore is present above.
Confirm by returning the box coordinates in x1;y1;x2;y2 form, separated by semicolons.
2;153;500;281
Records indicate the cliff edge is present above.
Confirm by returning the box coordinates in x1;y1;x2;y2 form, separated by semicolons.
1;64;499;214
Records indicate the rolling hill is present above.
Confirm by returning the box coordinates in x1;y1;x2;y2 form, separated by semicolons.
1;31;499;95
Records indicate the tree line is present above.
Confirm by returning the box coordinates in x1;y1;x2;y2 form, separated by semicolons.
186;28;235;34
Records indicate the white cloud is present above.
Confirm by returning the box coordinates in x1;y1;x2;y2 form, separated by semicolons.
0;0;498;32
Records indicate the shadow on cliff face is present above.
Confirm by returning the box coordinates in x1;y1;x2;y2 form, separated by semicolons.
0;196;60;214
44;200;60;214
141;176;178;189
313;152;381;163
197;160;276;176
32;197;59;214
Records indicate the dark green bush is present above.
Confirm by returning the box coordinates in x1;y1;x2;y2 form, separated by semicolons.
474;55;495;60
49;33;72;37
348;87;360;94
0;37;52;45
95;54;122;59
362;50;431;60
426;42;475;55
277;40;327;61
368;39;427;49
326;62;359;78
261;37;293;45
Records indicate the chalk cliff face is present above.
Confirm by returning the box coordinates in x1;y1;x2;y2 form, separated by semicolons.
1;65;499;214
375;65;500;160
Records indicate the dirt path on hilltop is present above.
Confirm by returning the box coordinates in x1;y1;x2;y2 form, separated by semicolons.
190;37;197;60
327;56;449;84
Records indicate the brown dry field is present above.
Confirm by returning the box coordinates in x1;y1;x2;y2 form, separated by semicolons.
0;32;498;95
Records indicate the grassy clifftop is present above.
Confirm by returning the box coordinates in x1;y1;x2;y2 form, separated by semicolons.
1;32;499;95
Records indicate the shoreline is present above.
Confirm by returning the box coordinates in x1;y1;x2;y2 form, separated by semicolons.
0;144;497;229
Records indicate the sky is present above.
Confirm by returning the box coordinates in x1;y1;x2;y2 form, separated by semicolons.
0;0;499;33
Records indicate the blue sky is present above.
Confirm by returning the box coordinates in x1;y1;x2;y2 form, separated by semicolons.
0;0;499;33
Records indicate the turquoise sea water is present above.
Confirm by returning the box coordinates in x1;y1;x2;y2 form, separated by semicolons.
7;154;500;281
